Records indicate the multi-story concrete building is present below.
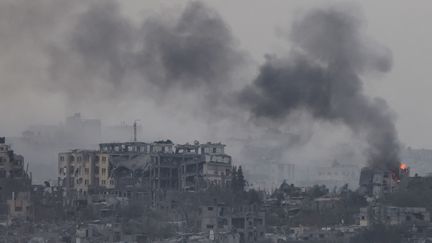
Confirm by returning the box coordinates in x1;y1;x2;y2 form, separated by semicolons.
0;138;26;179
359;164;410;198
98;140;174;190
58;140;233;202
58;150;99;200
199;203;265;243
7;191;33;223
359;205;430;227
0;137;32;222
176;142;232;191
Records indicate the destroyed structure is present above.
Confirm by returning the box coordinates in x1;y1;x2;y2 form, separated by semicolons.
359;163;410;198
200;203;265;242
0;137;32;223
359;205;430;227
5;133;432;242
58;140;233;205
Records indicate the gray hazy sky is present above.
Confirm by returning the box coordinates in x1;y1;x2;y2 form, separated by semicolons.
117;0;432;149
0;0;431;150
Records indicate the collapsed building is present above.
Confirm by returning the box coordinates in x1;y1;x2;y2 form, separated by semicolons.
58;140;233;206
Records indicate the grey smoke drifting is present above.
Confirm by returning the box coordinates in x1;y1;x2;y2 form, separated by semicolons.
49;0;244;101
0;0;247;181
240;5;400;170
136;2;244;91
0;0;401;182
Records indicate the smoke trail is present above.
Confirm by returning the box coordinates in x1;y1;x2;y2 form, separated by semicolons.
240;5;399;170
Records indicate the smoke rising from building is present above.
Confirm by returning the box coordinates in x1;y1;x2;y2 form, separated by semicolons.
0;0;400;182
240;5;400;170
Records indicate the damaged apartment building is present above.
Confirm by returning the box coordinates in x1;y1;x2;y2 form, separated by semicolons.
359;163;410;198
58;140;233;204
0;137;33;223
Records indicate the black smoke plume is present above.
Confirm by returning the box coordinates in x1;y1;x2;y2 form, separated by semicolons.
240;5;400;170
0;0;401;173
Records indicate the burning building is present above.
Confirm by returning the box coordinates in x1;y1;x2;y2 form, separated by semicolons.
359;163;410;198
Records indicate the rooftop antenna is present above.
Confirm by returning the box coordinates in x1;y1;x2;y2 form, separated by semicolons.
133;120;140;142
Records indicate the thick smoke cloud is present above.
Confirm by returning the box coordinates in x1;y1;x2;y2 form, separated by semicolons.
136;2;244;91
48;0;134;100
48;0;244;101
0;0;247;181
0;0;401;182
65;1;133;86
240;5;400;170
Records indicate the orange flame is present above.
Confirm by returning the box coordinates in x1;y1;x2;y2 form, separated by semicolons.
400;163;408;170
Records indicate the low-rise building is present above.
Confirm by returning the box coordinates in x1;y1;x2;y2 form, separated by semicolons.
7;191;33;223
359;205;430;227
199;203;265;243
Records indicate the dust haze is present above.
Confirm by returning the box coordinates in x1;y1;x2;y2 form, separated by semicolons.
0;0;398;187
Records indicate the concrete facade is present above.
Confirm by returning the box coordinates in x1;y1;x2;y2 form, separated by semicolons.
199;203;265;243
0;137;32;222
360;205;430;227
58;140;233;203
7;191;33;223
58;150;99;200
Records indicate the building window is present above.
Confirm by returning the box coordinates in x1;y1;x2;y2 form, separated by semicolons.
208;207;214;211
85;168;89;175
102;168;106;176
60;156;64;161
206;224;214;229
85;180;88;185
102;180;106;185
102;157;106;162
